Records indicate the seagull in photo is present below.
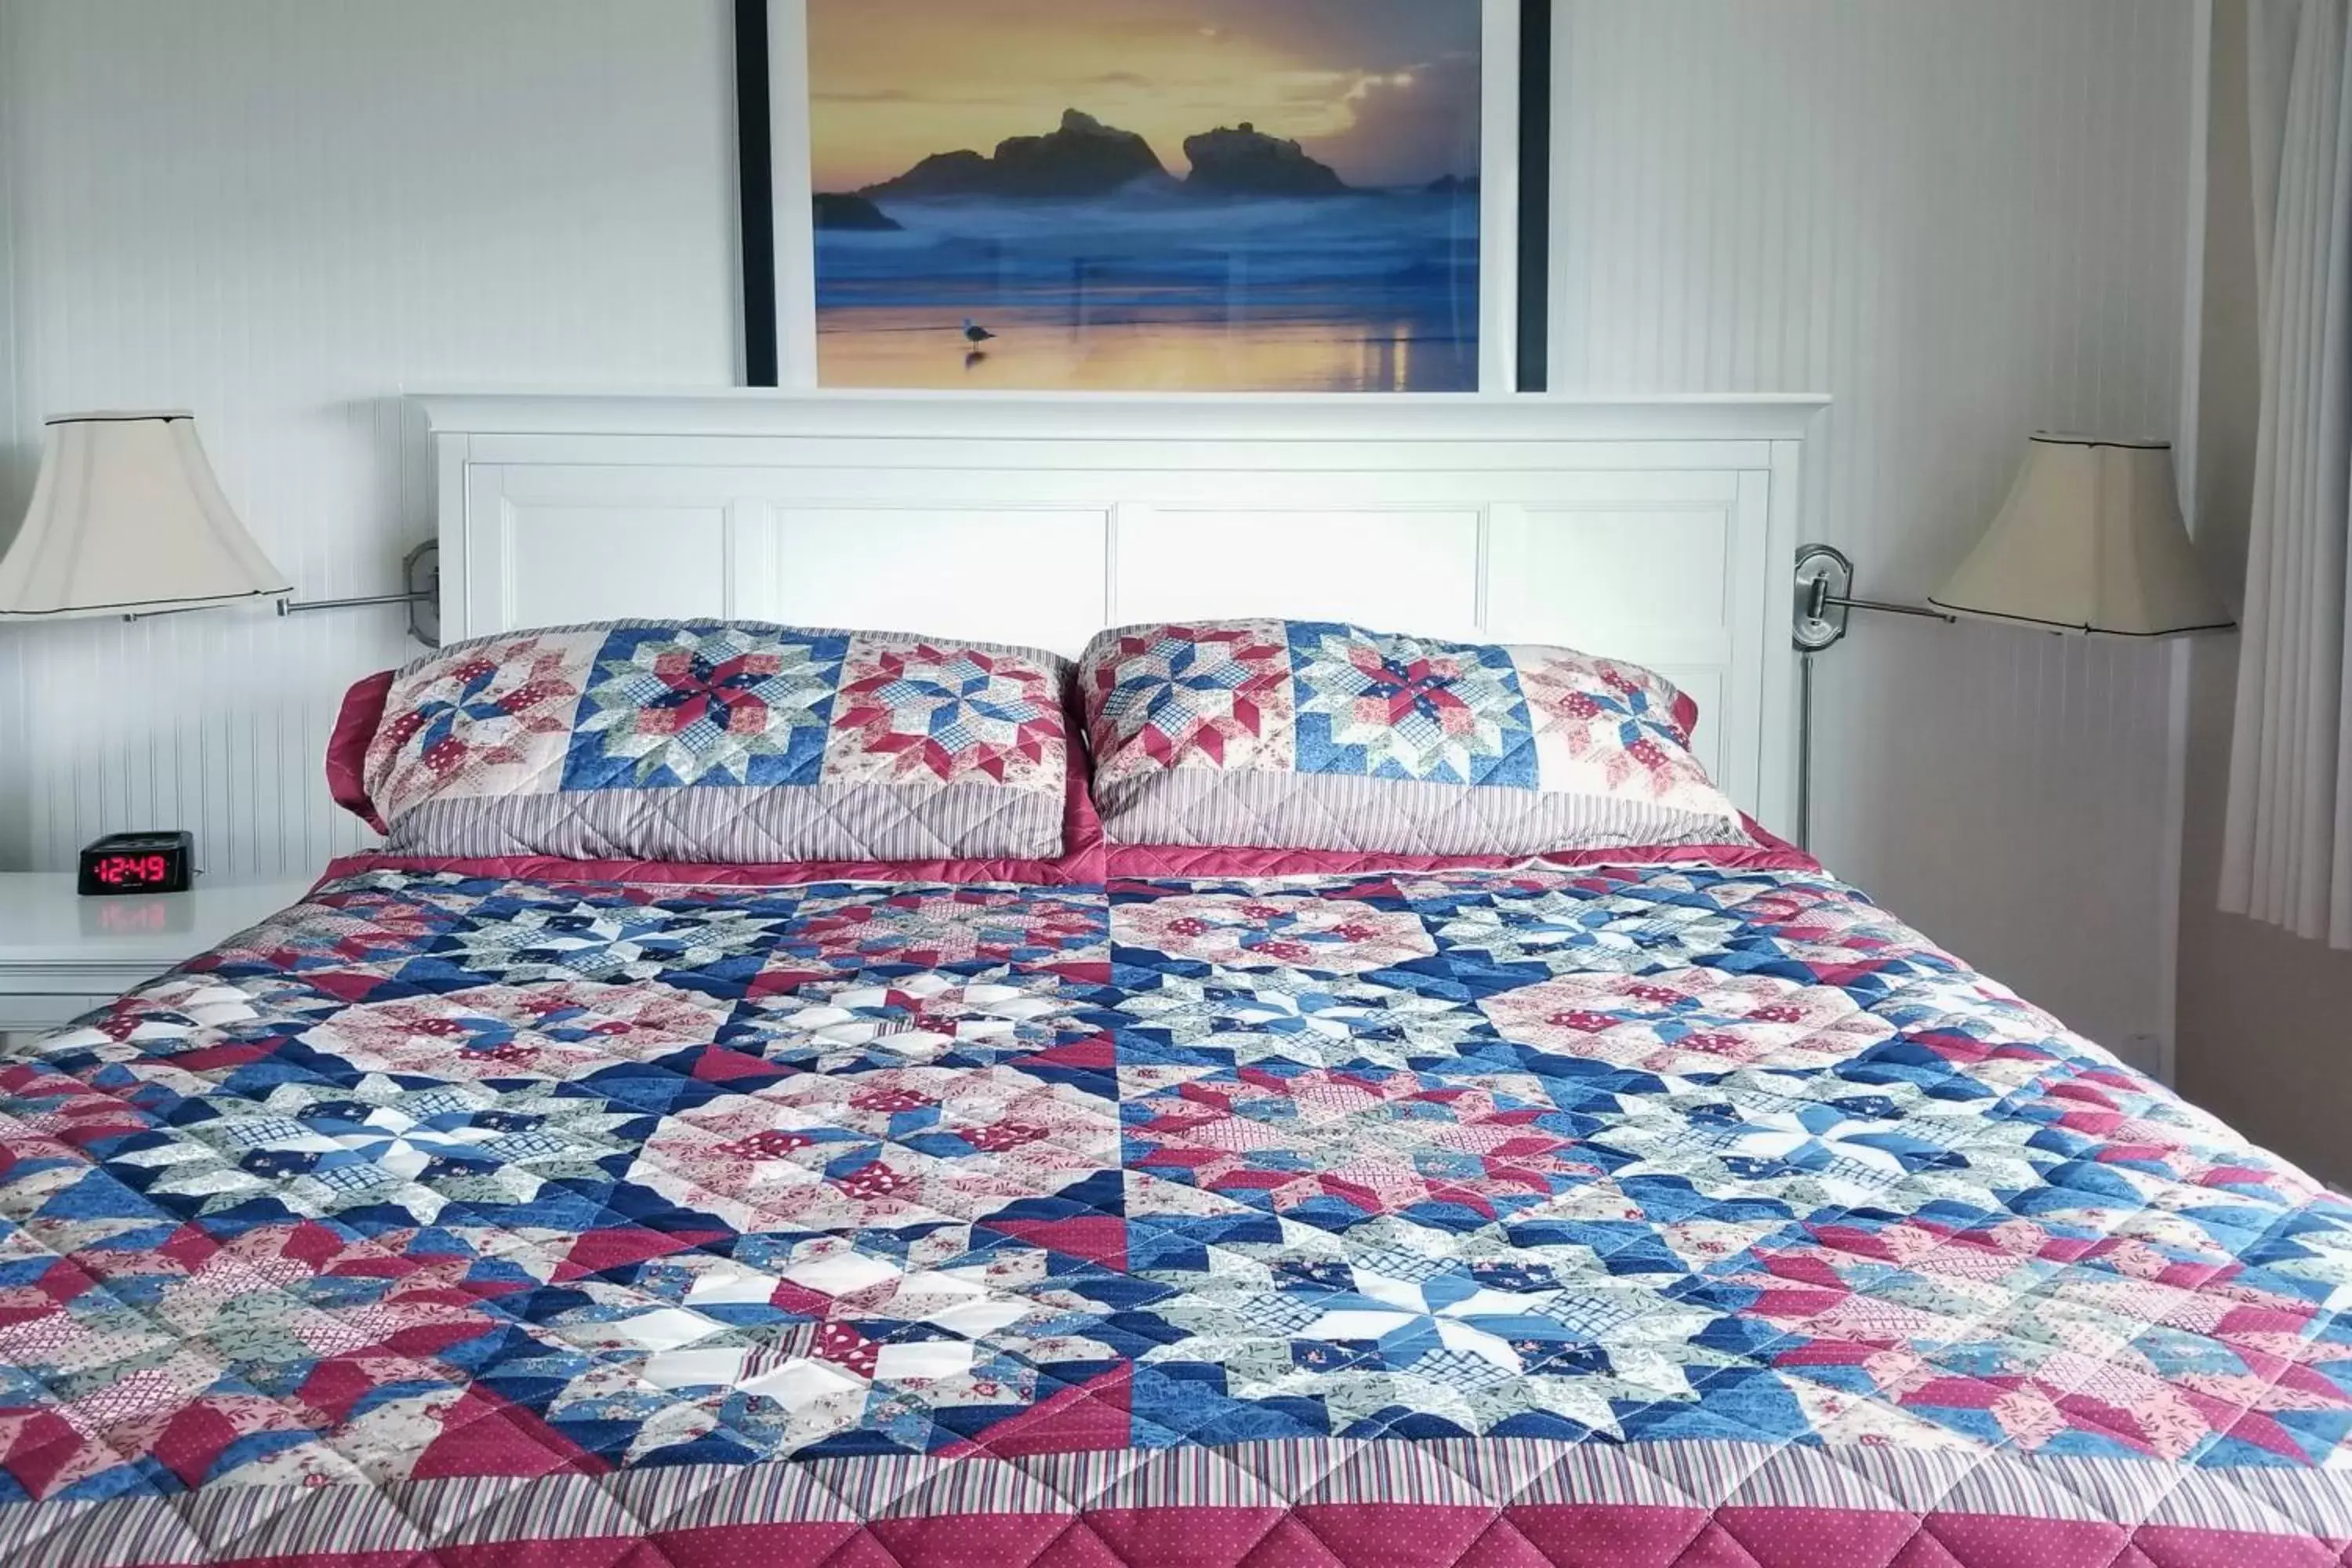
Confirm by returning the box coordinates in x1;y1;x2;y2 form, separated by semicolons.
961;317;997;350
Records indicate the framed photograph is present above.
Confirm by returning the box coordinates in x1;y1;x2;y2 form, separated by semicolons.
738;0;1548;393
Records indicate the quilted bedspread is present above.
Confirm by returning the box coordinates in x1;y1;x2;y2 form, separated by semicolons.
4;863;2350;1568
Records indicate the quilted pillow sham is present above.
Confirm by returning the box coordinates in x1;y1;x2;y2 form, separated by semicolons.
1080;618;1754;855
358;620;1074;862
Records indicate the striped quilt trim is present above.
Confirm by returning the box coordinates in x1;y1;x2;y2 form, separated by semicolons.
5;1438;2350;1568
385;775;1065;863
1096;767;1748;858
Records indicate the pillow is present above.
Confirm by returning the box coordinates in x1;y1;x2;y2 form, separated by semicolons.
1079;618;1754;855
327;669;394;833
358;621;1073;862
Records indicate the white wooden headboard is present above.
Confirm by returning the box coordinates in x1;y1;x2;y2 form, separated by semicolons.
414;391;1824;835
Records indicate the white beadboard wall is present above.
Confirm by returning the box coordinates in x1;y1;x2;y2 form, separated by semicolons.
1550;0;2194;1059
0;1;2194;1063
0;0;739;879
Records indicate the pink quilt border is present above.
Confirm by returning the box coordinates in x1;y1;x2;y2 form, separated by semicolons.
14;1434;2348;1568
308;813;1818;898
1100;813;1820;880
36;1505;2350;1568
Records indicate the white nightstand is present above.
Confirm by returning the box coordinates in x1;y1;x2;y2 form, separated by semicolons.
0;874;318;1039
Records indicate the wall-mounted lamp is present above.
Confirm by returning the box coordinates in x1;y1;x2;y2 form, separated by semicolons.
0;410;440;645
1789;434;2234;847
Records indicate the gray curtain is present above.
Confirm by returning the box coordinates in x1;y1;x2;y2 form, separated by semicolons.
2220;0;2352;947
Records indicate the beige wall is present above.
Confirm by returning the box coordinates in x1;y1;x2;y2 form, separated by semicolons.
2176;0;2352;1190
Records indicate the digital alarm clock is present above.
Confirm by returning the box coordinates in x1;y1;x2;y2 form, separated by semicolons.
77;831;198;896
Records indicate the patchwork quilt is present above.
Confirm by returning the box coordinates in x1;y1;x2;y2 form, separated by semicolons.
4;862;2350;1568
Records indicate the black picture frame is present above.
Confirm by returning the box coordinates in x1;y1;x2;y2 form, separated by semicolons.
1514;0;1551;391
735;0;779;389
734;0;1551;392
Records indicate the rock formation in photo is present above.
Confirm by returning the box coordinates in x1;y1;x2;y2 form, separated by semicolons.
862;109;1168;200
1181;122;1348;198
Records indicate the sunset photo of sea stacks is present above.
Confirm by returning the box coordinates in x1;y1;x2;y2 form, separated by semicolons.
806;0;1483;391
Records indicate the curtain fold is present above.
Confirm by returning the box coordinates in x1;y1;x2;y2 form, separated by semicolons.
2220;0;2352;948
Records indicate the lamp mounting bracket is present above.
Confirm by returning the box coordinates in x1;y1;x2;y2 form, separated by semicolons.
1793;542;1955;652
1793;543;1855;651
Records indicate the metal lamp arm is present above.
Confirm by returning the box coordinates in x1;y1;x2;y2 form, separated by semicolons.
124;539;441;645
277;589;430;615
1812;588;1955;624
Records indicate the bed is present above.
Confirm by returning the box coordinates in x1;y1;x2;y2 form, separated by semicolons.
2;394;2347;1568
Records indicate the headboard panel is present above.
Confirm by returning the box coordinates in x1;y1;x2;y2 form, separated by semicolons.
417;391;1823;834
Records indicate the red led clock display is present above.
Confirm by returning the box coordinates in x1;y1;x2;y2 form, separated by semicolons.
92;854;174;887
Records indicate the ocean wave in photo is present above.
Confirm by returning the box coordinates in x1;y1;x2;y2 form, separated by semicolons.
813;190;1479;391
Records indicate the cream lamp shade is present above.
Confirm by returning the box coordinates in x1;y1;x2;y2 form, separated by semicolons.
1926;434;2234;637
0;410;292;620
